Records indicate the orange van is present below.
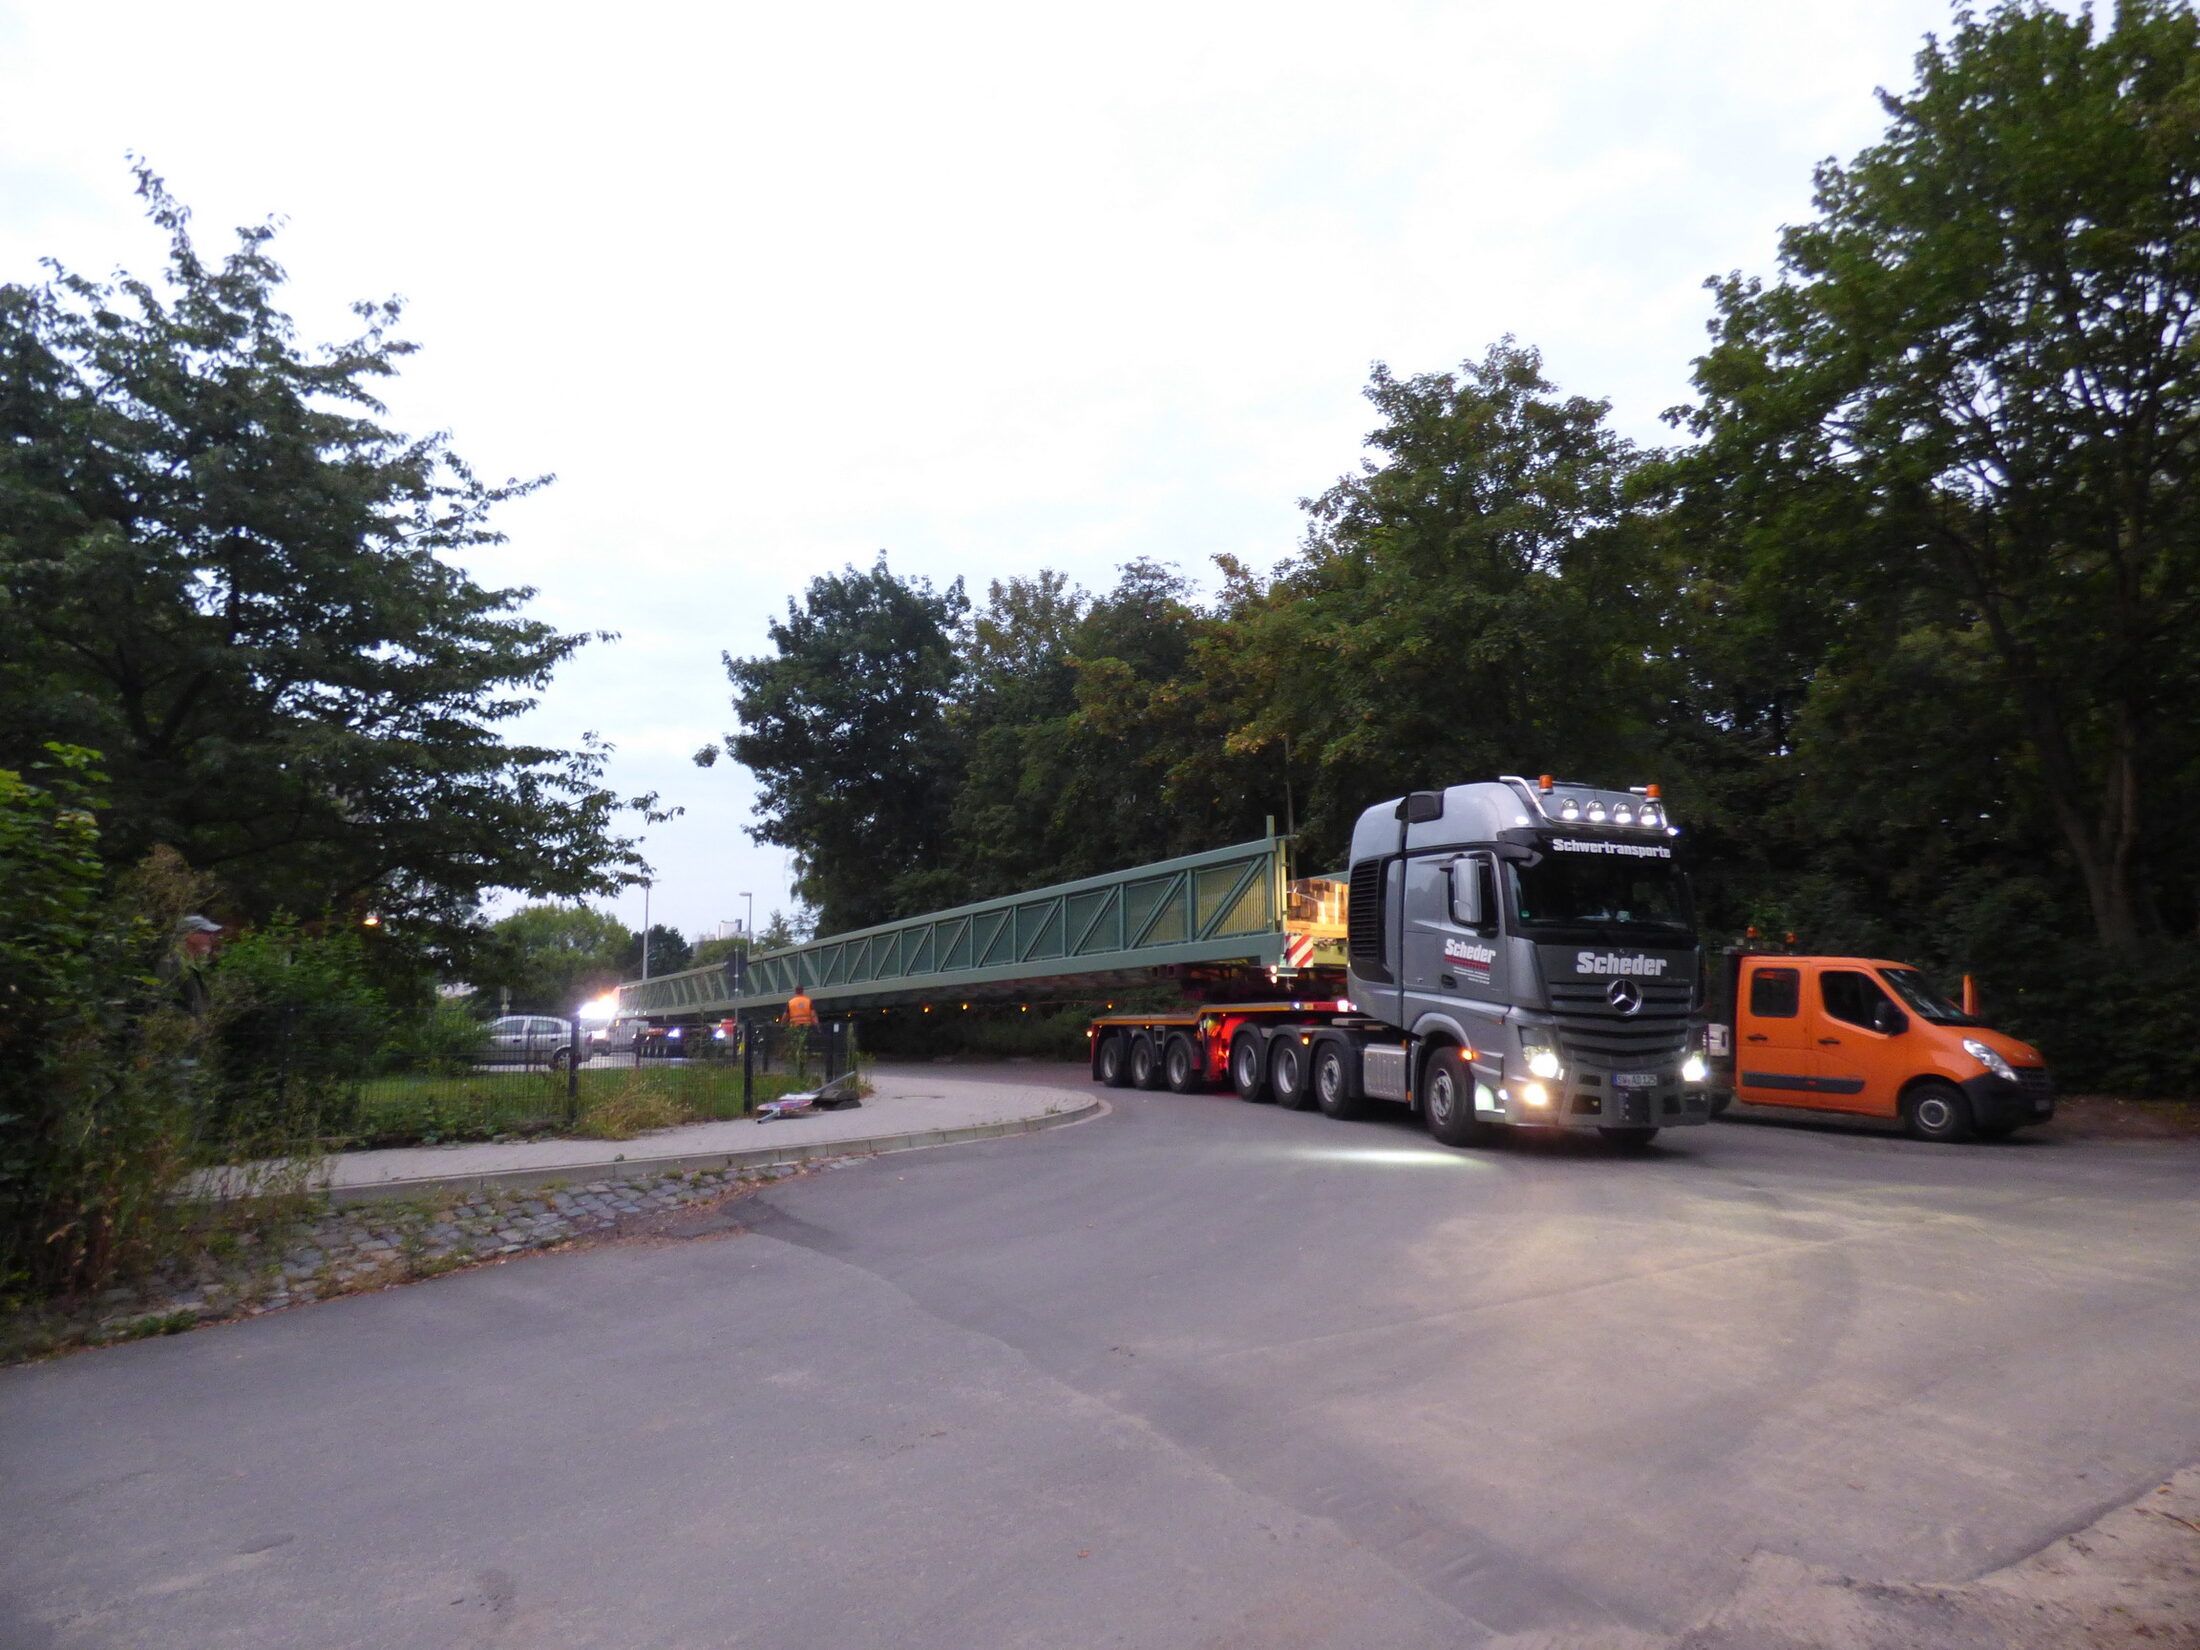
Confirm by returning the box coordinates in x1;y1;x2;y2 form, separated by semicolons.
1711;955;2053;1142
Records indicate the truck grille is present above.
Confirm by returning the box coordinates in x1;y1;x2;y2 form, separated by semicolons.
1546;977;1693;1072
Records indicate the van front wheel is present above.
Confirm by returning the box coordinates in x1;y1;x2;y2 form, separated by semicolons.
1904;1081;1974;1143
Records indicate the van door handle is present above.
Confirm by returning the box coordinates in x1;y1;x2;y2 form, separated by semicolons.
1818;1037;1840;1045
1745;1034;1768;1043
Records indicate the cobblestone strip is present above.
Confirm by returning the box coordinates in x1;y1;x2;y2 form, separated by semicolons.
18;1159;849;1361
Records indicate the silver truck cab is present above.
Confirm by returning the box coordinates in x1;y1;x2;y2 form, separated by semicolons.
1345;776;1711;1135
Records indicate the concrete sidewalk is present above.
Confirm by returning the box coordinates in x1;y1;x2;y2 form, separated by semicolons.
319;1064;1102;1204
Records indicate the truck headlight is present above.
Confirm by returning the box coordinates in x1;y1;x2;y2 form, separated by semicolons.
1962;1038;2016;1082
1682;1053;1709;1084
1519;1026;1562;1081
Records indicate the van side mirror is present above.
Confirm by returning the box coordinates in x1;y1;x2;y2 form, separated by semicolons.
1873;1001;1907;1036
1449;859;1484;927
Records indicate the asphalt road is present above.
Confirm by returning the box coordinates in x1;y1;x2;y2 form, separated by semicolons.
6;1067;2200;1650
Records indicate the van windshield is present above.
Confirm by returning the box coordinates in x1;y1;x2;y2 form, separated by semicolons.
1878;967;1980;1026
1507;855;1692;938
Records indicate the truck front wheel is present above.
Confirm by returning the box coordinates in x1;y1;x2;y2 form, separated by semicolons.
1231;1032;1271;1103
1422;1047;1489;1148
1903;1081;1974;1143
1270;1038;1314;1110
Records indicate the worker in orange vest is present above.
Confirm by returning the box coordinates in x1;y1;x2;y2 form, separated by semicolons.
786;988;818;1027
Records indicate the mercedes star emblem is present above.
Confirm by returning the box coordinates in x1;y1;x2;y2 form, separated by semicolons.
1607;979;1644;1016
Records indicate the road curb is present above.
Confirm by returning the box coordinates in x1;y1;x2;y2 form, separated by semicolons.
323;1094;1108;1206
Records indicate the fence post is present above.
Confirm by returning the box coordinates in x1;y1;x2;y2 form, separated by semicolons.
566;1018;582;1123
741;1014;755;1114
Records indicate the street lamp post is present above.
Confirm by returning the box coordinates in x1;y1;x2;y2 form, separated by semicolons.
641;881;653;981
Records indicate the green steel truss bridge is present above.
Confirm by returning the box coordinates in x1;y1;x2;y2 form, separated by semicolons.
615;835;1346;1021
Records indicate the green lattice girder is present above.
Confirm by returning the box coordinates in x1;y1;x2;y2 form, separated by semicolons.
617;836;1291;1018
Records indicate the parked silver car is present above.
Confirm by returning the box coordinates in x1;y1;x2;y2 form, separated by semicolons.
484;1015;578;1070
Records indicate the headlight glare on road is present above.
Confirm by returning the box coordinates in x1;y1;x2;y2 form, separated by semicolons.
1963;1038;2016;1082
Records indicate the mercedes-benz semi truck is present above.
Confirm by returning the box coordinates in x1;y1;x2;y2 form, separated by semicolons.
1089;776;1714;1148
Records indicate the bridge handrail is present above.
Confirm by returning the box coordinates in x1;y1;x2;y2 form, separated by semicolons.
614;834;1300;1018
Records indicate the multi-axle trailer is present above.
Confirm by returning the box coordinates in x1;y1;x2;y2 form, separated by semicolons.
1090;777;1717;1148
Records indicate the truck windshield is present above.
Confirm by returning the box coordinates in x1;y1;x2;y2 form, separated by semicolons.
1507;856;1692;938
1877;967;1980;1026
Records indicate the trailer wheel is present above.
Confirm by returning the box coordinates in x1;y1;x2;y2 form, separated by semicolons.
1130;1035;1166;1090
1313;1042;1363;1121
1164;1035;1203;1093
1096;1035;1131;1088
1598;1127;1660;1150
1422;1046;1489;1147
1230;1031;1271;1103
1903;1080;1974;1143
1270;1038;1314;1110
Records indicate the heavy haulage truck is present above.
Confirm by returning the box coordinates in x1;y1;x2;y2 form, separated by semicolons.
1088;776;1715;1148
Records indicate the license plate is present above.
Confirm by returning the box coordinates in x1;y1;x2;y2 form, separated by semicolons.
1614;1072;1658;1088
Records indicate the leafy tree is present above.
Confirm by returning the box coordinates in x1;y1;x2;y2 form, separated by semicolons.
945;561;1275;895
711;554;968;931
474;904;631;1014
1224;341;1664;868
753;907;814;950
622;923;692;978
1677;1;2200;948
0;167;642;954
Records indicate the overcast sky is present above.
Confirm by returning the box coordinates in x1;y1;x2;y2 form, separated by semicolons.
1;0;1965;941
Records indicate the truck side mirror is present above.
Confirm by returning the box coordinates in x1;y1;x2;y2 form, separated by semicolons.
1449;859;1484;927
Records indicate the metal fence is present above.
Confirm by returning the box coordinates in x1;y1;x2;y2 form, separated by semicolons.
207;1009;859;1150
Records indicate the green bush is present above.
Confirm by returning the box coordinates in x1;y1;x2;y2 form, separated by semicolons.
204;918;388;1142
378;999;491;1074
862;1002;1124;1063
0;753;267;1303
1980;942;2200;1098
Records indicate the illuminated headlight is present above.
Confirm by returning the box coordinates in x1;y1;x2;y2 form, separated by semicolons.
1682;1053;1709;1084
1614;806;1633;824
714;1027;729;1040
1963;1038;2016;1082
1560;801;1580;820
1520;1082;1552;1108
1588;804;1607;822
1519;1025;1562;1082
1638;804;1661;828
666;1027;682;1041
